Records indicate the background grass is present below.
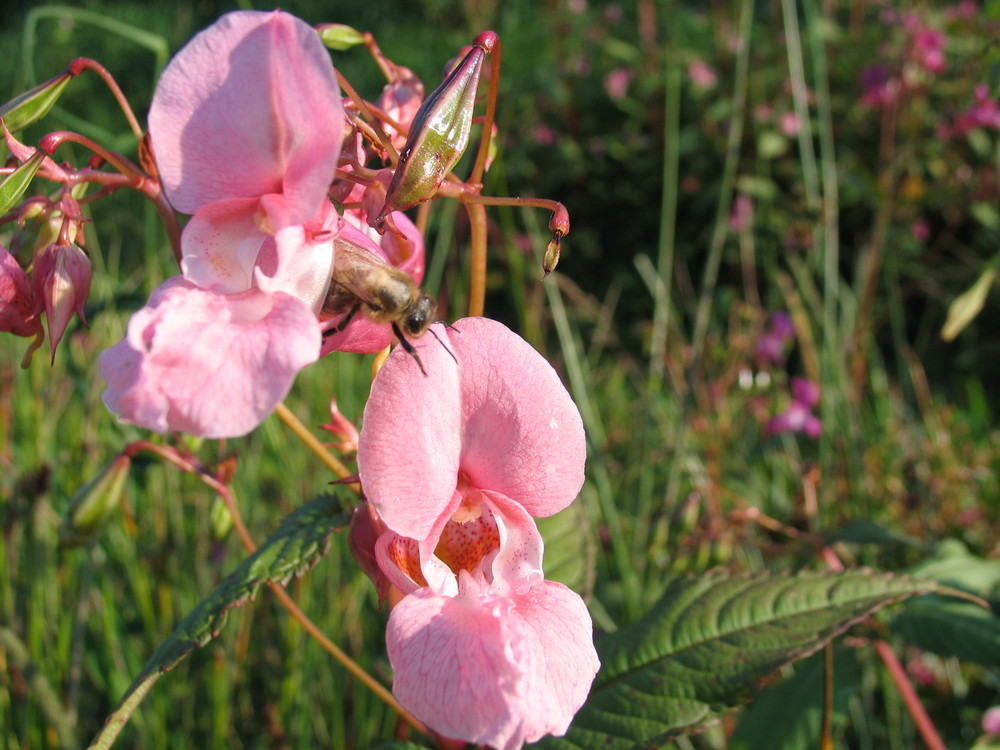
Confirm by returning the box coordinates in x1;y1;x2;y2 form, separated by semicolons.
2;1;1000;748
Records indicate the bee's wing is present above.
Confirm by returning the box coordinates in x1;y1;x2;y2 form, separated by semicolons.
331;240;390;302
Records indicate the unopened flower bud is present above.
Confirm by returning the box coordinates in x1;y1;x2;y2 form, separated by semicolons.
0;69;74;133
316;23;366;51
0;243;40;337
33;242;92;361
543;234;562;278
375;32;497;223
59;453;131;548
209;495;234;542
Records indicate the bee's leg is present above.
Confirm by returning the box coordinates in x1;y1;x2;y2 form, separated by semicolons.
392;322;427;376
332;304;362;333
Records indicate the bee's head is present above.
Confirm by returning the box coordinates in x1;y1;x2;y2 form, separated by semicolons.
403;294;436;337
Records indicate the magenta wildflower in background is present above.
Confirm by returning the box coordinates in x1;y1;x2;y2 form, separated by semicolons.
767;376;822;439
756;311;795;366
100;10;345;437
357;317;599;750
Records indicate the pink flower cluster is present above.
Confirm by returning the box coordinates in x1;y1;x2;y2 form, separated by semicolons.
96;11;425;438
355;318;599;749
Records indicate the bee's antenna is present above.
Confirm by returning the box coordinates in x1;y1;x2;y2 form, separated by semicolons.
428;326;458;366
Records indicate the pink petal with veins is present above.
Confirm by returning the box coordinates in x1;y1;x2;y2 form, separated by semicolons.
148;10;343;224
386;576;598;750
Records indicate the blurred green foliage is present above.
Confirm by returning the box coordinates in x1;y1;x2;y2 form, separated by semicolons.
3;1;1000;748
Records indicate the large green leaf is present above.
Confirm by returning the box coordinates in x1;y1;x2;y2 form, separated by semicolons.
87;495;351;750
539;569;937;750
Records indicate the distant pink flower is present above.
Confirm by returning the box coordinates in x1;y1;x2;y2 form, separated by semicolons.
604;67;631;100
756;311;794;365
767;376;822;438
779;111;799;137
912;218;931;243
0;243;41;338
983;706;1000;736
102;10;345;437
860;65;900;109
358;318;598;749
904;14;946;74
728;194;754;232
953;84;1000;135
688;59;718;90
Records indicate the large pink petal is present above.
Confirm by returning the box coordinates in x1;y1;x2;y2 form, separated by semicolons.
358;327;462;539
99;278;320;437
149;10;343;222
451;318;585;517
513;582;601;743
387;576;598;750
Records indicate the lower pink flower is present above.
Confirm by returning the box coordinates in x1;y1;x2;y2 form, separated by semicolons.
99;278;320;437
356;317;599;749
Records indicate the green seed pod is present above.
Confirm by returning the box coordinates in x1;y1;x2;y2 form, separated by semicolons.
376;32;497;222
59;453;131;548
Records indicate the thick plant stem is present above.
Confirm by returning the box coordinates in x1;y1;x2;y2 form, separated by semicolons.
467;201;488;317
875;640;946;750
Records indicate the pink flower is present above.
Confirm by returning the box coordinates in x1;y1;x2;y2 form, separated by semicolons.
904;14;946;74
756;311;794;365
767;376;822;439
0;243;41;338
687;59;718;90
604;68;631;101
983;706;1000;736
102;10;345;437
100;278;320;438
728;194;754;232
357;318;599;749
953;84;1000;135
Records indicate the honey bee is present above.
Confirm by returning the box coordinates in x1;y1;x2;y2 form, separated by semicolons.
320;238;437;374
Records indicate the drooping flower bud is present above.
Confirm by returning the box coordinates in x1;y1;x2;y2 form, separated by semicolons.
32;242;92;360
375;32;498;225
59;453;131;548
0;242;40;337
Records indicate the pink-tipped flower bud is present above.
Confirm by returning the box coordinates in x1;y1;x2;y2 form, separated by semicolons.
375;34;495;224
59;453;131;548
543;234;562;278
32;242;92;360
376;67;426;152
0;242;40;337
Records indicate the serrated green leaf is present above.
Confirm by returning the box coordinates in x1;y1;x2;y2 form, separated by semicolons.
538;569;937;750
537;501;595;597
893;596;1000;666
0;150;45;216
86;495;351;750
